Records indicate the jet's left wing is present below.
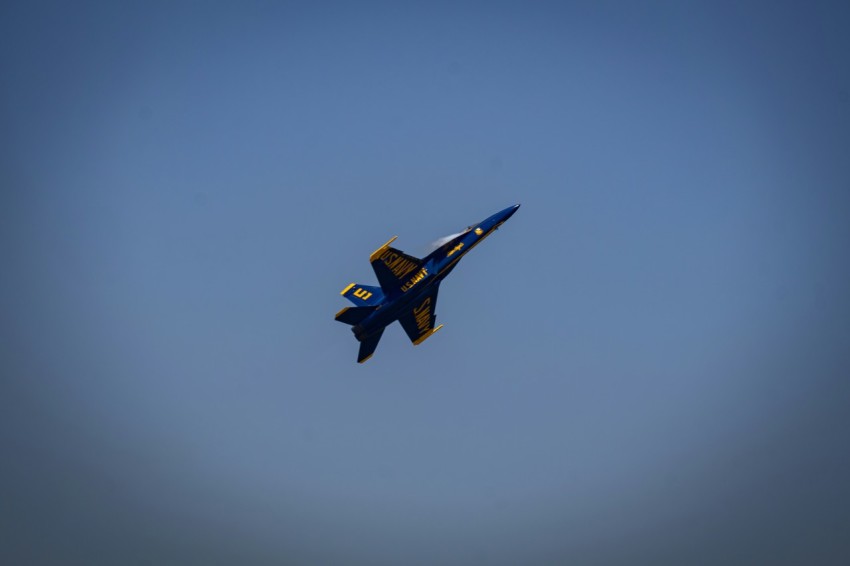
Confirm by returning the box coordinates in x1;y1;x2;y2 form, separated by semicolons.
370;236;426;297
398;284;444;345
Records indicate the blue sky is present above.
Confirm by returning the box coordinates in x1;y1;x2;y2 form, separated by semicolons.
2;2;849;564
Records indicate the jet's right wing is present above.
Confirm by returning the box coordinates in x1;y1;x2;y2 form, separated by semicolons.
398;284;444;345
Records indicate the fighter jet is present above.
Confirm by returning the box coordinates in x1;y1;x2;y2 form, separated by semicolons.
335;204;520;363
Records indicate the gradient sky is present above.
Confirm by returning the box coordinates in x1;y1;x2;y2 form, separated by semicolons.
2;2;849;564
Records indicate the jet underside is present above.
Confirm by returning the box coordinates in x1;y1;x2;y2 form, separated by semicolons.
335;204;519;363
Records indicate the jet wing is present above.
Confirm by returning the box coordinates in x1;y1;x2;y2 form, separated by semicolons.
398;285;444;345
370;236;425;297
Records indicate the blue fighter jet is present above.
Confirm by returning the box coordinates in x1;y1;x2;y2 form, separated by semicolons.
335;204;520;363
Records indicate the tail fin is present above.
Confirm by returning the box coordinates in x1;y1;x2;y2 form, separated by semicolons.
340;283;384;307
334;306;378;326
357;328;384;363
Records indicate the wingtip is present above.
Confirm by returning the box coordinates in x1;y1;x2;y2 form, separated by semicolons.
369;236;398;262
413;324;444;346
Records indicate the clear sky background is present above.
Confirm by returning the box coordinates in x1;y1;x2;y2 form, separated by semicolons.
2;2;849;564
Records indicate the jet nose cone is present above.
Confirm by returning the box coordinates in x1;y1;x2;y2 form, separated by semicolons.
503;203;520;220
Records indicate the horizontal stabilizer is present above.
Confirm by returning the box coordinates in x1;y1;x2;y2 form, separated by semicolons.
335;306;377;326
358;328;384;363
340;283;384;307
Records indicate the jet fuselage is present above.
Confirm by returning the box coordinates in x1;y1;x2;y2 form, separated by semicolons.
336;204;520;362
